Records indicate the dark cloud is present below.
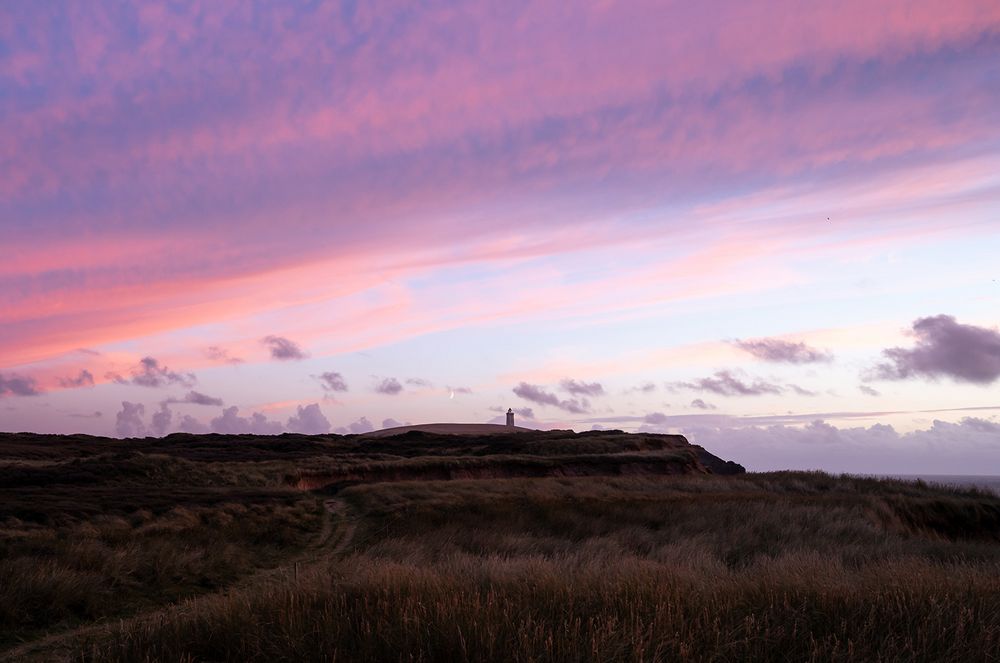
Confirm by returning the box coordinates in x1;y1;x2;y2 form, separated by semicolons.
560;379;605;397
164;391;224;407
261;335;307;361
114;401;147;437
0;373;41;397
210;407;284;435
859;385;881;397
512;382;590;413
58;369;94;388
112;357;196;389
672;370;783;396
869;315;1000;384
382;418;403;429
316;372;348;392
690;398;716;410
733;338;833;364
405;377;433;387
375;377;403;395
286;403;331;435
205;346;244;364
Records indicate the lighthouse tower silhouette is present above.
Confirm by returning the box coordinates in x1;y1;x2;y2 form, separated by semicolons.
506;408;515;427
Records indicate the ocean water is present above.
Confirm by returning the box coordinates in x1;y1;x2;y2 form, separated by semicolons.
877;474;1000;494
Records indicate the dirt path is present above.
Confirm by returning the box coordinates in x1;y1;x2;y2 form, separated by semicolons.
2;496;357;663
322;498;358;556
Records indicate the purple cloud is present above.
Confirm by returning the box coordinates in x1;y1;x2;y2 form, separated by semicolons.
0;373;41;397
375;377;403;395
164;391;224;407
151;404;173;437
68;411;103;419
560;379;605;397
859;385;881;397
513;382;590;413
870;315;1000;384
382;418;403;429
210;407;284;435
682;417;1000;474
112;357;196;389
643;412;669;425
316;371;348;392
512;406;535;419
691;399;717;410
733;338;833;364
286;403;331;435
626;382;657;394
262;335;307;361
491;405;535;419
338;416;374;434
58;369;94;388
406;377;433;387
114;401;147;438
178;414;209;434
673;370;783;397
205;346;244;364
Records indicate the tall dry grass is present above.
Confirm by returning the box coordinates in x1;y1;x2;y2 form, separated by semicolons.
80;473;1000;662
0;499;321;646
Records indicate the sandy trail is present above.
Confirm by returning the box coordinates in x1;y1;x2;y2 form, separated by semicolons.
2;496;357;663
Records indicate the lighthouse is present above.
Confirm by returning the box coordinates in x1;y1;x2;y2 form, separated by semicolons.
506;408;514;427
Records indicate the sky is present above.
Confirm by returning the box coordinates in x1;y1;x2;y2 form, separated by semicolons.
2;0;1000;473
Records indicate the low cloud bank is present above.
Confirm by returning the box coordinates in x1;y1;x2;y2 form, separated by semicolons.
679;418;1000;474
335;416;374;434
286;403;332;434
113;401;333;437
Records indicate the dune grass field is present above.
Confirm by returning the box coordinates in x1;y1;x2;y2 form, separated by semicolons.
2;430;999;662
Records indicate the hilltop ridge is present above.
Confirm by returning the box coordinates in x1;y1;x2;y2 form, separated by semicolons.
362;422;536;437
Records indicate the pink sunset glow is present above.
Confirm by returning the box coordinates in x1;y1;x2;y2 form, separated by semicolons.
2;1;999;473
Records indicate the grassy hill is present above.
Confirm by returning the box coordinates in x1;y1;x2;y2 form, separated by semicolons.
1;430;998;661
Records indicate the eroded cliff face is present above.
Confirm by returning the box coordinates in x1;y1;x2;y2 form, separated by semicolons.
287;430;745;490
